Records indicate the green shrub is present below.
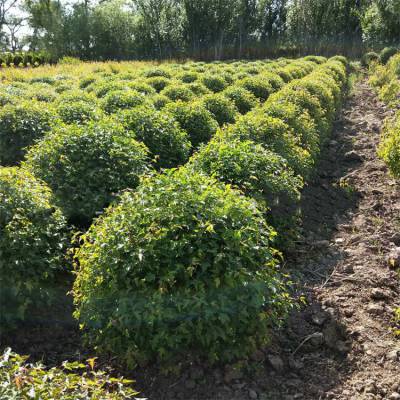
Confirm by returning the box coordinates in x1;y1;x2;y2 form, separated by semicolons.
188;136;303;204
187;82;211;95
0;101;56;166
201;74;228;92
329;55;348;66
79;75;97;89
268;87;329;139
0;92;14;107
379;113;400;177
222;86;259;114
102;89;147;113
57;100;102;125
311;71;342;108
165;101;219;148
288;79;335;121
259;72;285;91
152;94;172;109
361;51;379;67
201;93;238;126
145;76;170;92
93;81;127;98
143;68;172;79
321;61;347;87
178;71;199;83
225;112;312;177
57;90;97;104
73;168;292;365
24;119;150;223
59;56;81;65
128;81;156;95
380;80;400;105
304;55;327;64
161;83;194;102
0;167;67;328
380;47;398;65
118;106;191;168
262;100;319;160
0;349;138;399
28;85;57;103
238;77;273;101
274;68;293;83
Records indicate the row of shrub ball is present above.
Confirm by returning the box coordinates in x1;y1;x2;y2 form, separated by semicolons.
1;55;349;366
0;51;54;68
370;51;400;178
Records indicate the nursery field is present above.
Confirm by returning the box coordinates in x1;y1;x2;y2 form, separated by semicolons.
0;53;399;400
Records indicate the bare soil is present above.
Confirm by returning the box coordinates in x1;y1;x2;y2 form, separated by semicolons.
2;76;399;400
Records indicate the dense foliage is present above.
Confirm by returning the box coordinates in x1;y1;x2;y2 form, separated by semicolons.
3;1;398;60
0;348;138;399
0;51;53;67
0;167;67;329
370;51;400;177
379;113;400;178
0;55;349;366
73;168;292;365
0;101;56;165
23;119;151;223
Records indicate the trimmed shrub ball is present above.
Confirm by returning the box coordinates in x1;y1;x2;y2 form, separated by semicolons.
188;135;303;204
164;101;219;148
118;106;191;169
57;100;102;125
73;168;292;365
161;83;194;102
200;74;228;92
152;94;172;110
23;118;151;223
128;81;156;95
0;100;56;166
380;47;398;65
268;87;329;139
361;51;379;67
222;86;259;114
201;94;238;126
0;167;68;329
102;89;147;114
225;111;313;178
145;76;170;92
262;100;319;160
238;77;274;101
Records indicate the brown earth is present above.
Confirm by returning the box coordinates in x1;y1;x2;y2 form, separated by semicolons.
2;76;399;400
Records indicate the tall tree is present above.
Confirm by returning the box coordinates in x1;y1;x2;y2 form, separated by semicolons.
133;0;184;59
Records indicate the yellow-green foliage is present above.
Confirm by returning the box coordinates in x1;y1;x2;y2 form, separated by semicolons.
370;53;400;107
370;53;400;176
0;167;68;329
378;112;400;178
0;55;350;365
0;348;138;399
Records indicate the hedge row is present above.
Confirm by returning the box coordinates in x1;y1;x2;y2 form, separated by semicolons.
0;57;322;332
370;52;400;177
1;57;322;226
189;57;348;235
0;57;321;168
0;51;54;68
0;56;348;368
72;57;349;365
